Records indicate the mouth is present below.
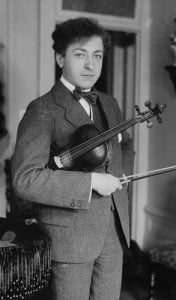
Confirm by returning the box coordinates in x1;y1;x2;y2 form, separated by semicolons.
81;74;95;78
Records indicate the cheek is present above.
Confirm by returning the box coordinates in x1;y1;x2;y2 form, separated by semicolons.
63;62;75;78
95;58;103;69
96;63;103;77
63;62;81;84
68;61;81;75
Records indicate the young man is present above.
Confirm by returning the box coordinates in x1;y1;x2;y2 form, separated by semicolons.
12;17;135;300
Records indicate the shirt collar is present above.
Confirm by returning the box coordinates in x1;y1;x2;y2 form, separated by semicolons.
60;75;75;93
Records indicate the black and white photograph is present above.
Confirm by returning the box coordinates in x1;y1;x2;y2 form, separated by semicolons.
0;1;176;299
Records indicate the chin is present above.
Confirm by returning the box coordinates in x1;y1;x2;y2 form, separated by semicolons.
82;85;94;90
79;81;95;90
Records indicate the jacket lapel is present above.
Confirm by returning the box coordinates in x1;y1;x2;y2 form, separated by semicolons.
51;79;92;128
96;91;121;130
51;79;121;131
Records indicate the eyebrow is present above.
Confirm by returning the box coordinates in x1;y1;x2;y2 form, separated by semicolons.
72;48;104;53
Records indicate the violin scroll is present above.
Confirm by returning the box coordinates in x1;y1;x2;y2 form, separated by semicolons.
147;102;166;123
135;101;166;127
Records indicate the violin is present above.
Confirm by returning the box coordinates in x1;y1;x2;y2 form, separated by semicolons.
48;101;166;171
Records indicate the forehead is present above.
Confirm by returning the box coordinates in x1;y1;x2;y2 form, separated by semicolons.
68;36;104;52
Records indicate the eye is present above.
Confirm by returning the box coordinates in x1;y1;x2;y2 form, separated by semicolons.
94;54;103;60
75;53;84;58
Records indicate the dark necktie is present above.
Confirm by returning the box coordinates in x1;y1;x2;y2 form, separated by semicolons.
73;87;97;105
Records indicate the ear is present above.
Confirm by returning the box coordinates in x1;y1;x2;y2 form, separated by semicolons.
56;54;64;68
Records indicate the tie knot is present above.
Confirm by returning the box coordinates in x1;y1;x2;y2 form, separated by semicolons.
73;87;97;105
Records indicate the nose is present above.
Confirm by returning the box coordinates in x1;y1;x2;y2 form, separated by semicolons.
84;55;94;70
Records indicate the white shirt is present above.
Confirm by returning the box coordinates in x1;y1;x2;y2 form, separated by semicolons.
60;76;93;120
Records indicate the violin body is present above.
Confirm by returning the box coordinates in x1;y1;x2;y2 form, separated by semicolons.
70;124;112;171
48;124;112;172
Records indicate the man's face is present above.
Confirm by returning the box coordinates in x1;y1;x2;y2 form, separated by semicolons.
56;36;104;90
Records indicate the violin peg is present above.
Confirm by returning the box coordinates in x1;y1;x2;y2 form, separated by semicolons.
135;105;141;114
158;103;166;113
147;121;153;128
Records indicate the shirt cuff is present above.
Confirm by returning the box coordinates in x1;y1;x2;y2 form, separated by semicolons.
118;133;122;143
88;173;93;202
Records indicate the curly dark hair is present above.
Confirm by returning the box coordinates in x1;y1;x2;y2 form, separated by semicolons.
52;17;111;56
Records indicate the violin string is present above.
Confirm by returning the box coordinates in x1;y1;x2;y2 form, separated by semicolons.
60;117;139;160
59;105;164;162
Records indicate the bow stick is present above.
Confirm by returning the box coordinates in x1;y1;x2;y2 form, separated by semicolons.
119;165;176;184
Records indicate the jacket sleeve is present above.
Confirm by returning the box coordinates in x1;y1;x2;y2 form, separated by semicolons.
12;103;92;211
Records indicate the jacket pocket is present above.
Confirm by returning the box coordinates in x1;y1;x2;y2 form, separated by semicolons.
39;206;76;227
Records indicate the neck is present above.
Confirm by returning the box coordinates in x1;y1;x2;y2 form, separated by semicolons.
60;75;75;92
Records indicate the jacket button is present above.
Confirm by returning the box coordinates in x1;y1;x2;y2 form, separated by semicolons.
77;200;82;207
71;201;75;207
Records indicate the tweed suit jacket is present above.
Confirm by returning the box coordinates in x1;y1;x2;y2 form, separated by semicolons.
12;79;135;263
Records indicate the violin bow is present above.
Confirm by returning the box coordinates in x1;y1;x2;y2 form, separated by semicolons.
119;165;176;184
